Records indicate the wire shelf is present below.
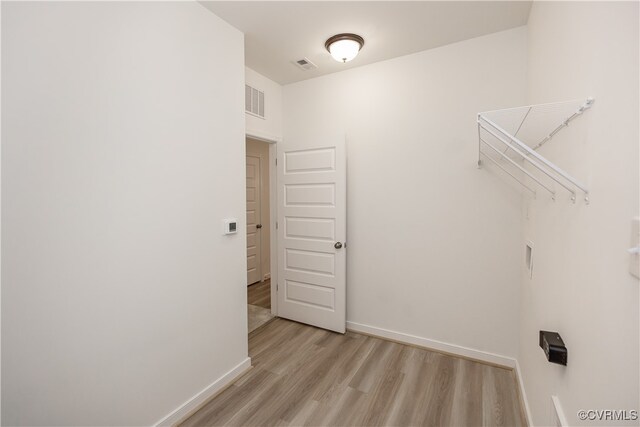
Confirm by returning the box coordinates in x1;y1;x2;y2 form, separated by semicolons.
477;98;594;204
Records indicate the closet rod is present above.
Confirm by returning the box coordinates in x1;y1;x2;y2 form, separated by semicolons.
479;122;576;197
478;115;588;194
480;138;555;197
480;152;536;195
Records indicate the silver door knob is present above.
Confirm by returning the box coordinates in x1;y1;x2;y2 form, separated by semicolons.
256;224;262;229
334;242;343;249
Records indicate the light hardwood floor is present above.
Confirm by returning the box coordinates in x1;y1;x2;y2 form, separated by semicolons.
248;304;274;333
181;318;526;427
248;280;271;309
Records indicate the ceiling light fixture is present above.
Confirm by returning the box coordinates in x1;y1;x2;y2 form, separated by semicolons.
325;33;364;63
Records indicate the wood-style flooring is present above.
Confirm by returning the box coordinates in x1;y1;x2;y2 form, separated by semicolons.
248;280;271;309
181;318;526;427
248;304;274;334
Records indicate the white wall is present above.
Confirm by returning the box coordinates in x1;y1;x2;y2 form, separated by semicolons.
1;3;247;425
520;2;639;426
246;67;283;140
283;27;527;360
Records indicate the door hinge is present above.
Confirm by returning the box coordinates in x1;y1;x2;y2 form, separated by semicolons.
276;221;278;229
275;157;277;166
276;282;279;291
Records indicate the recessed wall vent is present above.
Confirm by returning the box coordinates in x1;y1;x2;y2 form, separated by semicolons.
245;84;265;119
294;57;317;71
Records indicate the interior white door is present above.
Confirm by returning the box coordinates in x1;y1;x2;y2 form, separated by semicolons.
246;155;262;286
277;140;346;333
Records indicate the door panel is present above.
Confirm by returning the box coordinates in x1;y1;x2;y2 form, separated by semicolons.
285;280;335;310
284;217;335;241
246;155;261;285
285;184;335;206
285;249;335;275
284;148;336;173
277;141;346;333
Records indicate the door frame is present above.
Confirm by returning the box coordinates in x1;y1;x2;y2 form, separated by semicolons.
246;131;279;316
245;153;263;285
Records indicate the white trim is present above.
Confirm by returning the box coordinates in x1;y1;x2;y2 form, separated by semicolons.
551;395;567;427
245;131;280;317
516;360;534;426
268;141;278;317
346;321;516;368
269;140;280;316
246;130;280;145
246;110;266;121
154;357;251;427
246;152;263;285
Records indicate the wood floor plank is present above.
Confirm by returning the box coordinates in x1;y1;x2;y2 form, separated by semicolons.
302;336;374;426
491;366;527;426
253;325;325;375
234;333;345;426
482;364;526;427
270;333;349;424
308;386;368;427
180;318;526;427
310;333;374;401
348;339;398;393
386;347;439;426
450;358;484;427
247;280;270;309
421;354;456;426
180;369;276;427
358;359;406;426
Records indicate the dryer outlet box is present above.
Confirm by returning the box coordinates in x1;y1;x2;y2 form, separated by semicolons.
540;331;567;366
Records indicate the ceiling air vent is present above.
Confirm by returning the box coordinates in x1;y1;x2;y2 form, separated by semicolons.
294;58;317;71
245;84;265;119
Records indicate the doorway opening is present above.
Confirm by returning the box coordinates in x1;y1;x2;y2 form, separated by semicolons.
244;134;347;335
246;135;277;333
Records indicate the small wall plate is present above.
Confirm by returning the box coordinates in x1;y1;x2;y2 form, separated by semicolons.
223;218;238;235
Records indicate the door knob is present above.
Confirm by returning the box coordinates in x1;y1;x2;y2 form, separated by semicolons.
334;242;343;249
256;224;262;229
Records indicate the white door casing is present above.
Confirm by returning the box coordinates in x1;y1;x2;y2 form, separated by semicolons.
246;155;262;286
277;140;346;333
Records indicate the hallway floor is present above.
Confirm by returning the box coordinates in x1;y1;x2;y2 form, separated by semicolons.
181;318;526;426
247;280;273;333
248;279;271;309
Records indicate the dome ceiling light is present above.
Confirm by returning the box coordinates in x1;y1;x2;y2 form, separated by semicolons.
325;33;364;63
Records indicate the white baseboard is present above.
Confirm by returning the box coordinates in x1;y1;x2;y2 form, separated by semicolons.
516;360;534;426
346;321;516;369
154;357;252;427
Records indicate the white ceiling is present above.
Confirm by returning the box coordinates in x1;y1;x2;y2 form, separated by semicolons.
201;1;532;85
